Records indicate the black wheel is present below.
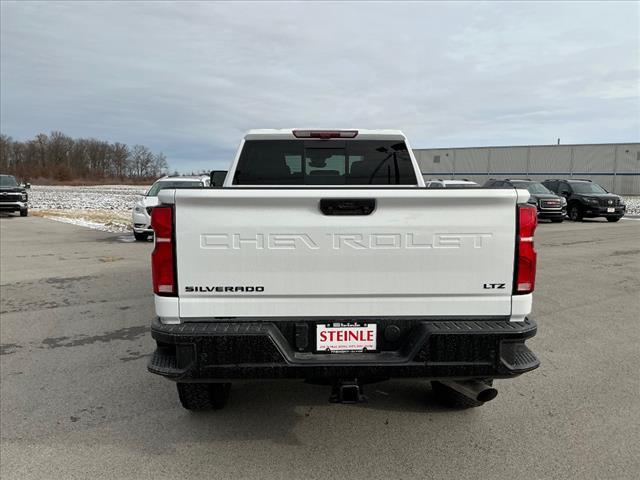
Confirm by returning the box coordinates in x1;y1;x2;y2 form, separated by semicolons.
550;217;564;223
20;208;28;217
606;216;621;222
431;381;490;409
568;204;583;221
133;231;149;241
177;382;231;411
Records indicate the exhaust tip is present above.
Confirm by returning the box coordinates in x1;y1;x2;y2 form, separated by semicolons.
477;388;498;403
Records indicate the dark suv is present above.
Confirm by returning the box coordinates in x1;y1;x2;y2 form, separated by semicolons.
483;179;566;222
0;174;29;216
542;179;625;222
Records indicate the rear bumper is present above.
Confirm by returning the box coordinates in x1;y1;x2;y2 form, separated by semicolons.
148;317;539;381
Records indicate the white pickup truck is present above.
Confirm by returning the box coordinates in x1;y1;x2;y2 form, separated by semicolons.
147;129;539;410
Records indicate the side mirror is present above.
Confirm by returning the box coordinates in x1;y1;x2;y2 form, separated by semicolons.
24;182;31;189
560;191;569;197
210;170;227;188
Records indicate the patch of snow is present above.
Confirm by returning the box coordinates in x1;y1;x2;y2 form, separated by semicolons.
27;185;148;233
28;185;148;211
40;215;126;232
622;196;640;216
35;209;133;233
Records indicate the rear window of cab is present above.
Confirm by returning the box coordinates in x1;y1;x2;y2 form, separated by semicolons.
232;140;417;185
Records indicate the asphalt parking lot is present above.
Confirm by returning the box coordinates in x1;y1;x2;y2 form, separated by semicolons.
1;215;639;479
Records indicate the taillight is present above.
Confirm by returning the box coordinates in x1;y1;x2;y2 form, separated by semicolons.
151;206;176;296
514;204;537;294
292;130;358;139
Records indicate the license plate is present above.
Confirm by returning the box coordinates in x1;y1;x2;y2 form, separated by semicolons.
607;207;615;213
316;323;377;353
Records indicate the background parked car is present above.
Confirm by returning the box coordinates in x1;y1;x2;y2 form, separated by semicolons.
132;176;209;241
424;178;479;189
542;179;626;222
483;179;566;222
0;174;30;217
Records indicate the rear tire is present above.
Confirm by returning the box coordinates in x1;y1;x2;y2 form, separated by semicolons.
431;381;488;409
606;216;621;222
177;382;231;411
134;231;149;241
568;204;583;221
550;217;564;223
20;208;28;217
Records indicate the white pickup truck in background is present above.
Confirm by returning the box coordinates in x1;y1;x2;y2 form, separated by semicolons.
147;129;539;410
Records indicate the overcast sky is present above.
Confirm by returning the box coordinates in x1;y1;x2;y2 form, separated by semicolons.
1;1;639;172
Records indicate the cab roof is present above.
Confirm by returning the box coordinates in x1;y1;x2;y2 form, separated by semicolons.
244;129;406;141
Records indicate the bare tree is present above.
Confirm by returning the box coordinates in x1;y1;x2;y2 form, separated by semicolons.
129;144;154;178
48;131;74;179
111;142;130;180
152;152;168;177
0;130;170;182
34;133;48;175
0;134;12;171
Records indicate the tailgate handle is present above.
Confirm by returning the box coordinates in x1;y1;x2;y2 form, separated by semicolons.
319;198;376;216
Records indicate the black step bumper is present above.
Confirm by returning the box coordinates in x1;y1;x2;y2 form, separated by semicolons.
148;317;539;382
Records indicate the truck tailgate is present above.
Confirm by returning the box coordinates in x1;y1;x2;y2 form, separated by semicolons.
170;189;518;318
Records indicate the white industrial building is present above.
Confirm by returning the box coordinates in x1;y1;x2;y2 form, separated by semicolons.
415;143;640;194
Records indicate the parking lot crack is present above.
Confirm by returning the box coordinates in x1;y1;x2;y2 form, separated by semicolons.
41;325;149;349
0;343;22;355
